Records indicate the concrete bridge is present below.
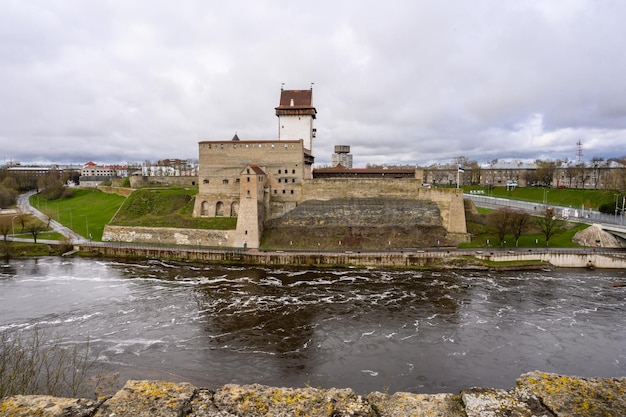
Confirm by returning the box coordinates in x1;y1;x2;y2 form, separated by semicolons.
598;223;626;241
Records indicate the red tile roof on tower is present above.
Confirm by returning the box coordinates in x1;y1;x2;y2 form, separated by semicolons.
275;89;317;118
276;89;313;108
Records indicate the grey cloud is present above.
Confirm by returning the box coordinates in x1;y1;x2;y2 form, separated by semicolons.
1;1;625;166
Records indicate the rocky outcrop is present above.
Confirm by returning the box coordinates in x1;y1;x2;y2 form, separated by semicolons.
2;372;625;417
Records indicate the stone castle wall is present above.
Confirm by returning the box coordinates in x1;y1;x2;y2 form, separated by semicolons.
102;225;233;247
129;175;198;189
301;179;467;235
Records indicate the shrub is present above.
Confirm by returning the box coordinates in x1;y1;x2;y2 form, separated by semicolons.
0;326;102;398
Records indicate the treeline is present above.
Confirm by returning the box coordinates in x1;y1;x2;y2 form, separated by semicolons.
0;168;80;208
486;207;565;247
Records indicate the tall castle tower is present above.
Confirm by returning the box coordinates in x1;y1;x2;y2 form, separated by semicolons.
275;87;317;152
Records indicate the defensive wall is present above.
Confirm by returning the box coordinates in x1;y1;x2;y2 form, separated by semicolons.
102;225;233;247
129;175;198;188
97;185;135;197
77;243;626;269
2;371;625;416
301;179;467;236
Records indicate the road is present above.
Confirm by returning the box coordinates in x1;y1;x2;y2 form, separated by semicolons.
13;190;86;243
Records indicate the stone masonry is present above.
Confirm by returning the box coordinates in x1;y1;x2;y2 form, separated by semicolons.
2;372;624;416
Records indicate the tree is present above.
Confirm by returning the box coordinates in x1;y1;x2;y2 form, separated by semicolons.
535;207;565;247
487;208;513;246
15;209;29;233
535;159;556;186
0;216;12;261
0;185;17;208
26;222;46;243
509;210;531;247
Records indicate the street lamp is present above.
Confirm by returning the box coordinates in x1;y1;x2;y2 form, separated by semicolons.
80;215;89;239
11;215;17;236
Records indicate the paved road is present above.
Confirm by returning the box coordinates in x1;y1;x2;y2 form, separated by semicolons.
13;191;86;243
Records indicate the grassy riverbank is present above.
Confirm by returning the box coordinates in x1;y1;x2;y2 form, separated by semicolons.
31;189;126;241
28;186;597;249
31;187;236;241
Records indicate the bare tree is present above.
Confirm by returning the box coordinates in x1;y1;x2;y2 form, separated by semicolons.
487;208;513;247
535;159;556;187
509;210;531;247
0;216;11;261
535;207;565;247
26;222;46;243
15;209;29;233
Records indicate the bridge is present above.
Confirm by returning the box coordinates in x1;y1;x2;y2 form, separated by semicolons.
598;223;626;242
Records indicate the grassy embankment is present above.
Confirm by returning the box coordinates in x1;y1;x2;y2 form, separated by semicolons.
32;186;236;242
458;186;614;249
460;185;617;211
27;185;612;249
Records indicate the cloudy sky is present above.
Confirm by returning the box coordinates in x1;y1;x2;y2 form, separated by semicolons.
1;1;625;167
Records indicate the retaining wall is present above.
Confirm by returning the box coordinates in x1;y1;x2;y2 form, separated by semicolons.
102;225;233;247
77;243;626;269
478;250;626;268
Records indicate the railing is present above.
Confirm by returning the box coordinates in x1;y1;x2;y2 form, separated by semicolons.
465;194;624;225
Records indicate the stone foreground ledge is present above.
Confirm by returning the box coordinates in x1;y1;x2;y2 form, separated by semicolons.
1;371;625;417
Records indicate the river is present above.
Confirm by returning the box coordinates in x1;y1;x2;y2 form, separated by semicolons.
1;257;624;394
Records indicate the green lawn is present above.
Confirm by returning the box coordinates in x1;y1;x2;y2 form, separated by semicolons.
111;187;236;230
30;187;235;241
460;222;588;249
31;189;126;241
461;185;617;211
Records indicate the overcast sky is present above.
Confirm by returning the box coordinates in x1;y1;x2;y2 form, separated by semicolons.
1;1;625;167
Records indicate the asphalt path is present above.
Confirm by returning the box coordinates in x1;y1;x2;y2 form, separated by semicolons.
12;190;85;243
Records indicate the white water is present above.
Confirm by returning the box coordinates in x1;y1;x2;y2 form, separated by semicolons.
1;258;624;394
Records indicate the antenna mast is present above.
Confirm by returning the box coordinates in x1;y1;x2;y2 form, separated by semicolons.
576;140;583;162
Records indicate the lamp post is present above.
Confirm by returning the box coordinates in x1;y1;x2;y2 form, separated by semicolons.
80;215;89;240
11;215;17;236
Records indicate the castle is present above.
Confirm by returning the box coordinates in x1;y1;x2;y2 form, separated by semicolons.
193;87;468;249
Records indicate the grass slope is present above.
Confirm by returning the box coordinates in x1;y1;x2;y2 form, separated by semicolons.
462;185;617;211
110;188;236;230
33;189;126;241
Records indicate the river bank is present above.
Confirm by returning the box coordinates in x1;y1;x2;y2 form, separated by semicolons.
72;241;626;270
2;371;625;416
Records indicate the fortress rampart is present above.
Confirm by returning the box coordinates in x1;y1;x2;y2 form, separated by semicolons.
301;179;467;235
